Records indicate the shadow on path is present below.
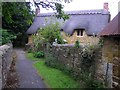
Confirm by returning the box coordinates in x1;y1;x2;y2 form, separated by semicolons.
15;48;47;88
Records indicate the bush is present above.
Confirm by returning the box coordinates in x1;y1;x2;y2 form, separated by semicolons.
40;20;64;44
74;40;80;48
31;18;65;52
79;72;104;88
34;51;45;58
1;28;16;45
27;48;33;53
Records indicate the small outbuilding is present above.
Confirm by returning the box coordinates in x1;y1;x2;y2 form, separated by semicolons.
99;12;120;88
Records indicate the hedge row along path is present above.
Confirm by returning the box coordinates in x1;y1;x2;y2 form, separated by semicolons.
15;48;47;88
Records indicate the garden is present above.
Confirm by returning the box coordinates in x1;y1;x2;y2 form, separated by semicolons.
1;1;119;89
26;20;105;89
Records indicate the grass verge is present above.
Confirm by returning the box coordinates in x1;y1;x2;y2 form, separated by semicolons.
26;52;44;61
34;61;80;88
26;52;80;88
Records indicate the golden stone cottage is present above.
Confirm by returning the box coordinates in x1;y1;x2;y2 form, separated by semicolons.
26;3;110;45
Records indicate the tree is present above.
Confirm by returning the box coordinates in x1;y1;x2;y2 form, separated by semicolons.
33;0;72;20
32;20;65;52
2;0;72;46
2;2;34;46
0;28;16;45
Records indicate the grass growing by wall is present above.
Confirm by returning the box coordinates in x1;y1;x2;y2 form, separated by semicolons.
26;52;41;61
26;52;80;88
45;45;105;88
34;61;80;88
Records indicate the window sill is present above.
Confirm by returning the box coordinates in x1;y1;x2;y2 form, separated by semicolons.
76;36;84;37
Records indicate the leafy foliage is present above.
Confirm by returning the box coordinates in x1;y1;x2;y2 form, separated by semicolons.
2;2;34;46
79;72;104;88
2;1;71;47
34;51;45;58
80;46;96;72
32;19;65;52
98;38;104;47
40;21;64;44
1;28;16;45
74;40;80;48
55;3;69;20
33;0;71;20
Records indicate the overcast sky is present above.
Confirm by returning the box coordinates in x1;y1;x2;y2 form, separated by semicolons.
30;0;120;20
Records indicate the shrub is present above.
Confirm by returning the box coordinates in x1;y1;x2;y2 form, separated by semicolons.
79;72;104;88
74;40;80;48
98;38;104;47
80;46;96;73
31;18;65;52
1;28;16;45
27;48;33;53
40;20;64;44
34;51;45;58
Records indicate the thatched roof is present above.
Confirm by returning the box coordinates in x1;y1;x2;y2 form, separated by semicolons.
26;9;110;35
26;14;65;34
99;12;120;36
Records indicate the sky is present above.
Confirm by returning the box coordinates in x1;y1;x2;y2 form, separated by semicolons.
30;0;120;20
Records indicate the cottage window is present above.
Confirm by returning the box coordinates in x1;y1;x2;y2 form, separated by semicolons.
77;29;83;36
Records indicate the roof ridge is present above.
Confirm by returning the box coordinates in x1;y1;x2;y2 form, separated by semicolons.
37;9;109;17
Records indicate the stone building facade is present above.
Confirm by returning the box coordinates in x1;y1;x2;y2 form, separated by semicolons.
99;12;120;88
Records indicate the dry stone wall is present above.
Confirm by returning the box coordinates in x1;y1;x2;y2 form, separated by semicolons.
49;44;107;85
102;37;120;88
0;43;13;89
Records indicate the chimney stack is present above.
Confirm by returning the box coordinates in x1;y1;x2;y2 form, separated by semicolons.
35;7;40;16
103;2;109;11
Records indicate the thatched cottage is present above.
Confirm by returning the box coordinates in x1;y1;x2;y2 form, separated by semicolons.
26;3;110;45
99;12;120;88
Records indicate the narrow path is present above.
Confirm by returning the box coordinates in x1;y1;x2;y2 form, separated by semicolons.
15;48;46;88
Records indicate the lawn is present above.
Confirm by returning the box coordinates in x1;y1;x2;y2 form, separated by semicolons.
26;52;80;88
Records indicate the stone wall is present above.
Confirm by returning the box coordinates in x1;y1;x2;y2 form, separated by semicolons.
49;44;107;85
102;37;120;88
51;45;82;70
61;31;99;45
28;35;33;44
0;43;13;89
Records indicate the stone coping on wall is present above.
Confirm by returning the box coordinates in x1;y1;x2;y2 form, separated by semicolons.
0;44;12;55
53;44;74;47
52;44;87;47
49;44;113;87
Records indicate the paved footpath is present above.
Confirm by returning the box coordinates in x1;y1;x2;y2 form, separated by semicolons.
15;48;47;88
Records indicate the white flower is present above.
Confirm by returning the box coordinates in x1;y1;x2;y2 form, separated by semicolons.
55;38;57;43
63;39;67;42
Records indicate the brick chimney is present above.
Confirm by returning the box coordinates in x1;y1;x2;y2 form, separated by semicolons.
35;7;40;16
103;2;109;11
